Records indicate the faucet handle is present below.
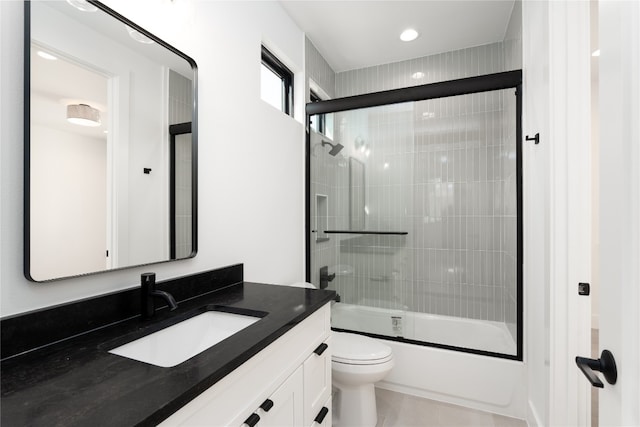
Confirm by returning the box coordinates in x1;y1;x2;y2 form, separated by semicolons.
141;272;156;286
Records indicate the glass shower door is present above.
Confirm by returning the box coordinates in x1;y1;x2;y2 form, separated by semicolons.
308;72;522;359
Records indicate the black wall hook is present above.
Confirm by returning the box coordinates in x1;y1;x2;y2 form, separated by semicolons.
526;133;540;144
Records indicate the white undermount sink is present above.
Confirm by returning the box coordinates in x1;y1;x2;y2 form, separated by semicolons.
109;311;261;367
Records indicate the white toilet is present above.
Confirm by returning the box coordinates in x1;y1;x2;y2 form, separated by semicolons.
331;331;394;427
290;282;394;426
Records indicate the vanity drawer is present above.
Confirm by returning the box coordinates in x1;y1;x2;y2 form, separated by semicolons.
303;336;331;427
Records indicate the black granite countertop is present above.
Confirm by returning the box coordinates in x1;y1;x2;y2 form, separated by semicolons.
1;280;335;426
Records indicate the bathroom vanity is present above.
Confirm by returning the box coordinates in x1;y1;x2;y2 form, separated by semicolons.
0;265;335;426
160;303;332;427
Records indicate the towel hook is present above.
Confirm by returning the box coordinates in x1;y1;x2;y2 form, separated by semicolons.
526;133;540;144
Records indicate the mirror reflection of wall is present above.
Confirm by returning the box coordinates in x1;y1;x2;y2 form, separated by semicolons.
27;1;197;282
30;46;108;279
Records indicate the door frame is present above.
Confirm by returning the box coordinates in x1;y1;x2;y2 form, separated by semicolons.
547;2;592;426
523;1;592;425
598;0;640;424
549;1;640;425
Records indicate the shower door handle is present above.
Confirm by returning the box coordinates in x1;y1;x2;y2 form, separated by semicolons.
575;349;617;388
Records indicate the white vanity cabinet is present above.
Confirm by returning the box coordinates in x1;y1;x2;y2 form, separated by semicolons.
159;303;332;427
303;336;331;426
249;366;303;427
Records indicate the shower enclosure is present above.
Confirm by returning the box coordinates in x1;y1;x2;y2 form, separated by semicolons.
307;71;522;359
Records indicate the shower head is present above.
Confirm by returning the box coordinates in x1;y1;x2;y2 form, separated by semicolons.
321;140;344;156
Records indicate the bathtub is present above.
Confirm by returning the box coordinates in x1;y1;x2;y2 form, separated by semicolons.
331;303;526;419
331;303;516;355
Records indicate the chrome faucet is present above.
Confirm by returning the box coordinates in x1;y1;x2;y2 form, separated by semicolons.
141;272;178;319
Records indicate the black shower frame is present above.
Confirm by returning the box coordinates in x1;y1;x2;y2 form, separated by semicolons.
305;70;523;361
169;122;192;260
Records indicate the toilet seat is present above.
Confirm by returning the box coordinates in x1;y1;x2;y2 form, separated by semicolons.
331;332;393;365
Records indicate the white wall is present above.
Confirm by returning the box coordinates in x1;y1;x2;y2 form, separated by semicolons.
522;0;550;425
0;0;306;317
30;125;107;280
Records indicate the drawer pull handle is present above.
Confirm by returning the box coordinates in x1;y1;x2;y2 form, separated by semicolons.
314;343;328;356
314;406;329;424
244;413;260;427
260;399;274;412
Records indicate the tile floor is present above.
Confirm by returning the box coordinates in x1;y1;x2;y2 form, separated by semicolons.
375;388;528;427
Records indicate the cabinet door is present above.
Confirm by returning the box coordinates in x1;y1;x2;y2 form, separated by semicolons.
257;366;304;427
303;337;331;426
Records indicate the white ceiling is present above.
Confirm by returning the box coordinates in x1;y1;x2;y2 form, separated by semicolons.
279;0;516;73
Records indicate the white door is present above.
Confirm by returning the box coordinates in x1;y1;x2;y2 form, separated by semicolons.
597;0;640;425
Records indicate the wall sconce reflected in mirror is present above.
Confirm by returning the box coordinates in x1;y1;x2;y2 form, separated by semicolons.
66;103;101;127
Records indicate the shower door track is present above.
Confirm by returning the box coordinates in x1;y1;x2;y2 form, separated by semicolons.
306;70;521;115
305;69;523;361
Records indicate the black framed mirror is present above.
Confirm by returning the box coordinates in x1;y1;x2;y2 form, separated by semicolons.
24;0;198;282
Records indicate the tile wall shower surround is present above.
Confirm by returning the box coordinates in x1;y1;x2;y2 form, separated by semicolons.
305;37;336;99
330;90;517;324
306;37;338;286
169;70;194;258
336;42;507;98
310;34;522;336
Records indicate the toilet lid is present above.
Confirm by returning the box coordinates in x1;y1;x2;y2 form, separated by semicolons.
331;332;393;364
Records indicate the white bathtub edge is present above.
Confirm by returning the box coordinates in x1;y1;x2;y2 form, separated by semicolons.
375;339;528;419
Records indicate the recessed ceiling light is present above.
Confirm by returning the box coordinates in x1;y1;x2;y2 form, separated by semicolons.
66;0;98;12
400;28;419;42
411;71;425;79
37;51;58;61
125;25;154;44
592;49;601;57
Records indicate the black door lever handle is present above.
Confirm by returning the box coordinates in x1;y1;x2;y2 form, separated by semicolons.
576;349;617;388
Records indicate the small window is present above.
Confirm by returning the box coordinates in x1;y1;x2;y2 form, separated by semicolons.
310;91;325;134
261;46;293;115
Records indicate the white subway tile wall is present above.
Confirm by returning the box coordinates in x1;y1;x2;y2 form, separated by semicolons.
309;33;521;350
327;90;516;326
305;38;336;100
336;43;505;97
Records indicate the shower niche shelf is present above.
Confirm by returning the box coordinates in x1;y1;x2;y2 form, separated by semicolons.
324;230;408;235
